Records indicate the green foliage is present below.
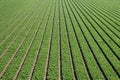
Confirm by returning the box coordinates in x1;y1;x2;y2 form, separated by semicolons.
0;0;120;79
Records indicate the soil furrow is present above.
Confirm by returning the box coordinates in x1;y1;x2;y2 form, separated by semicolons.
58;0;62;79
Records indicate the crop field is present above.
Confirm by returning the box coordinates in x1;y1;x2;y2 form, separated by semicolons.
0;0;120;79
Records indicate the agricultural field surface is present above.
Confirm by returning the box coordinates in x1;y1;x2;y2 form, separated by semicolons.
0;0;120;79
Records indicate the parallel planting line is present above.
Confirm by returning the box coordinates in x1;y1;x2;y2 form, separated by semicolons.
72;0;120;78
0;1;37;37
0;1;39;57
0;1;34;28
13;3;49;80
0;12;34;60
65;0;90;79
63;0;92;79
0;0;34;22
0;15;31;58
78;2;120;78
0;0;36;21
87;3;120;32
85;0;120;17
0;0;119;79
80;1;120;50
79;0;120;33
62;0;79;79
80;0;120;51
0;10;39;79
0;8;19;25
0;13;31;46
70;0;105;79
0;11;26;38
67;0;107;79
79;1;120;60
81;3;120;40
0;7;35;58
0;7;32;37
84;1;120;24
44;0;56;79
1;14;33;78
89;3;120;22
0;0;41;79
65;0;89;79
28;1;53;79
104;9;120;19
85;1;120;20
0;7;16;19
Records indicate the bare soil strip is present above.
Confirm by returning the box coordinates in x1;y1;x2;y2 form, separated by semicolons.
58;0;62;79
